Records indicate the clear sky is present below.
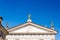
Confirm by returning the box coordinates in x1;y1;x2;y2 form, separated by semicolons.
0;0;60;40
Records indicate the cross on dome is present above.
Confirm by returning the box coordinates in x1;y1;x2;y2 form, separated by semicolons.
27;14;32;22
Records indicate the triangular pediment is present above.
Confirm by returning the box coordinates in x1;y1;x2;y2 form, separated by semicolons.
9;25;50;33
8;22;57;34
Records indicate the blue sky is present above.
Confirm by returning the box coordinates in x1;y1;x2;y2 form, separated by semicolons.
0;0;60;40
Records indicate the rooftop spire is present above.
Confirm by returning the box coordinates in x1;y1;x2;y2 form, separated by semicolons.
6;22;9;30
50;21;54;30
27;14;32;22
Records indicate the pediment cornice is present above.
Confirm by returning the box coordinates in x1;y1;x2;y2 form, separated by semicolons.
7;22;57;34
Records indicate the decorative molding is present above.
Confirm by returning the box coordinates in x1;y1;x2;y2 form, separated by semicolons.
9;33;56;35
7;22;57;34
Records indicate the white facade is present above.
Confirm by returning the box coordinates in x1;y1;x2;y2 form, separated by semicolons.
6;15;57;40
6;22;57;40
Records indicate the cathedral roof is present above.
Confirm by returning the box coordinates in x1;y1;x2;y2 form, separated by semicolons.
7;22;57;35
6;14;57;35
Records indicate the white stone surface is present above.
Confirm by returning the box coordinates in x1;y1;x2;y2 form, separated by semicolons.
10;25;50;33
6;35;55;40
6;23;56;40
